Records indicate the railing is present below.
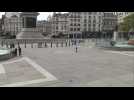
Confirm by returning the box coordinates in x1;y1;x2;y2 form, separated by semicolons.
0;39;86;45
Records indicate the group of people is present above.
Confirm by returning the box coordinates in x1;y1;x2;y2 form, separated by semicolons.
10;43;22;57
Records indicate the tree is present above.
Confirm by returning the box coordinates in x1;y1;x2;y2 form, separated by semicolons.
119;13;134;32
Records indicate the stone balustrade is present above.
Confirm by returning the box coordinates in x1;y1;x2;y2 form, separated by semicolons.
0;39;85;46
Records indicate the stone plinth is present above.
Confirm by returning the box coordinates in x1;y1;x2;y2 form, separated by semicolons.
16;12;44;39
113;31;118;41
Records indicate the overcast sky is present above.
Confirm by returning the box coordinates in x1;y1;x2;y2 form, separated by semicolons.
0;12;68;20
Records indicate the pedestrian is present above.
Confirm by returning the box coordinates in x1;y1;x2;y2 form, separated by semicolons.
18;46;22;56
10;44;12;48
15;48;17;56
75;46;78;53
12;43;15;48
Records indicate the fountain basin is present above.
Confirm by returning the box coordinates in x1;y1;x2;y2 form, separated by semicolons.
0;48;12;61
97;40;134;51
128;39;134;45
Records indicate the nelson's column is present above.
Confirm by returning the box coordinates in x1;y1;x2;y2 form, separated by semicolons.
17;12;44;39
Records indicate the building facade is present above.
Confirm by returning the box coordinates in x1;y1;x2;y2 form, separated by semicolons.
113;12;133;23
3;12;23;36
37;20;52;36
51;12;69;36
0;19;2;33
81;12;103;33
103;12;117;32
50;12;118;38
36;20;45;32
46;15;52;35
68;12;81;37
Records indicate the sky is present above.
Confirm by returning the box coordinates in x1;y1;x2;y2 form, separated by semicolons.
0;12;67;20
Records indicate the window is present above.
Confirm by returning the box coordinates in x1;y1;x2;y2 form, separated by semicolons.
70;28;73;31
84;24;87;27
88;28;91;31
84;19;87;23
88;20;91;23
93;20;96;23
78;24;80;26
84;28;86;31
77;28;80;31
70;23;73;26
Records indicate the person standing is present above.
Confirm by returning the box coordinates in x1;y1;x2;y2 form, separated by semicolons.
15;48;17;56
12;43;15;48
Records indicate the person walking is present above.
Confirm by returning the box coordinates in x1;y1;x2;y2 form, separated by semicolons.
75;46;78;53
18;46;22;56
74;39;78;53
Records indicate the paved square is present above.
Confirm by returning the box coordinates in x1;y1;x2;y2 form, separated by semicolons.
20;43;134;87
0;57;57;87
0;41;134;87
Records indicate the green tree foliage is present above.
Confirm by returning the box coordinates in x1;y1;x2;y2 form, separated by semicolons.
119;13;134;32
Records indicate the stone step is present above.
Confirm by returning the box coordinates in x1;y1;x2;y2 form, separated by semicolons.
17;28;44;39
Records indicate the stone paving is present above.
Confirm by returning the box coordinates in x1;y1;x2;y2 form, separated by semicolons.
22;43;134;87
0;57;57;87
0;41;134;87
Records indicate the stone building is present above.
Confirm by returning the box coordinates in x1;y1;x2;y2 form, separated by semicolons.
68;12;104;38
68;12;81;38
81;12;103;32
0;19;2;33
113;12;133;23
51;12;69;36
51;12;104;38
103;12;117;32
3;12;23;36
37;19;52;36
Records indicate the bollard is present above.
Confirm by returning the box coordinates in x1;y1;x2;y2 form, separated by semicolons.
18;42;20;48
1;41;3;47
66;42;67;47
69;40;70;47
72;40;73;46
31;43;33;48
61;42;63;47
56;42;58;47
45;42;47;48
25;42;26;48
40;42;42;48
51;42;52;48
6;43;8;48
